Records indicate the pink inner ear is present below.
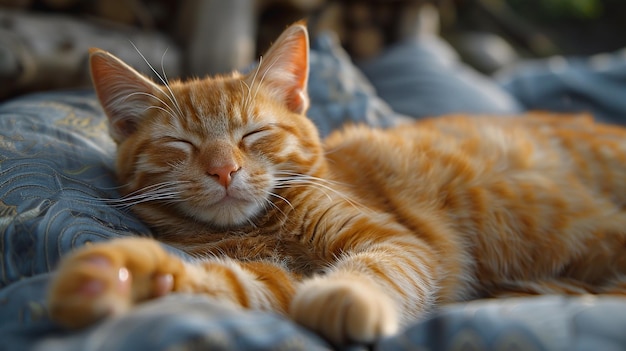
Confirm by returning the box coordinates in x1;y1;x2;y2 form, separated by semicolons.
250;23;310;114
89;50;160;142
288;89;308;115
112;117;138;140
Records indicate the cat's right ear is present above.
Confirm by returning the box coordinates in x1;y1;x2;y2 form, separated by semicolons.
89;48;161;143
246;22;310;115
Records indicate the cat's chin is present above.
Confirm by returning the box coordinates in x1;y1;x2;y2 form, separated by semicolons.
186;197;262;229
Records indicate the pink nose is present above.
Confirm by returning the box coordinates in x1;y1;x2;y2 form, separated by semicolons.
207;163;240;187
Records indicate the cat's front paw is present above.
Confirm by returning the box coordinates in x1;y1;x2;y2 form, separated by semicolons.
290;275;398;345
48;237;184;329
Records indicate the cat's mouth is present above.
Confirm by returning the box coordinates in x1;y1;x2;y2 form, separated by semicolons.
214;193;247;206
181;191;263;228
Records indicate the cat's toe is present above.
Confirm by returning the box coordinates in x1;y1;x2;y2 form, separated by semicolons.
290;275;398;345
48;255;134;329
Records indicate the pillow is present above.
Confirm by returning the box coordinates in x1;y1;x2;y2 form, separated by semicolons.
496;50;626;124
307;33;404;137
358;35;524;118
0;90;152;288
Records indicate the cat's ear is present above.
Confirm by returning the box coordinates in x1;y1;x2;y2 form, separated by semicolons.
89;48;161;143
247;22;309;114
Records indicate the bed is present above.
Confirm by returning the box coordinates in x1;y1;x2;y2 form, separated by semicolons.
2;33;626;351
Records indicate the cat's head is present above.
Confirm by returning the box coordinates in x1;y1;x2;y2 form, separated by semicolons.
90;23;326;229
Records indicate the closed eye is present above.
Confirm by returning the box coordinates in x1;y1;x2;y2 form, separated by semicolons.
242;127;272;144
163;138;195;152
243;127;270;139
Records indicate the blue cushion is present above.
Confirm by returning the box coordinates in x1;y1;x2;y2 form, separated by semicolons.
0;90;152;288
497;50;626;124
357;36;524;118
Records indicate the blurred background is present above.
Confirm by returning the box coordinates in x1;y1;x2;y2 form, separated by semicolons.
1;0;625;101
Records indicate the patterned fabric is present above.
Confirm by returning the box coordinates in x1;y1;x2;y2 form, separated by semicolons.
2;33;626;350
0;90;152;289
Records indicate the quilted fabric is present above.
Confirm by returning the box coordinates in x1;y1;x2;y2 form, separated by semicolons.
0;90;152;288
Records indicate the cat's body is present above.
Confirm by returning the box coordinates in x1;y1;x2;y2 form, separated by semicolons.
48;23;626;345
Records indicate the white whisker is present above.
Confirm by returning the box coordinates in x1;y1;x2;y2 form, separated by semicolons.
125;91;178;118
263;190;294;213
144;105;177;119
122;181;187;198
239;80;252;115
273;172;370;214
160;47;185;118
129;41;183;120
247;56;263;105
273;182;333;203
253;56;280;102
275;171;351;187
102;180;191;209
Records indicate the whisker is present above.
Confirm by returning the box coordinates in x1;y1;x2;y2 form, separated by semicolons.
275;171;351;187
273;182;333;203
270;192;294;210
239;80;252;116
253;56;280;102
118;188;182;202
273;173;370;214
247;56;263;107
125;91;178;118
115;186;186;205
323;143;353;156
129;41;183;120
239;81;247;109
263;190;293;214
63;179;187;206
160;47;185;118
71;188;186;210
121;180;189;198
144;105;177;120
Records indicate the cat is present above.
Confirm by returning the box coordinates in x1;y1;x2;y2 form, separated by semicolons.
47;21;626;345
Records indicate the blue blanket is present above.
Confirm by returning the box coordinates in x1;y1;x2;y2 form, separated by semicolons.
2;34;626;350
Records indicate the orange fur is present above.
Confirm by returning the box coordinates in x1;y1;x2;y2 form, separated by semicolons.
48;23;626;345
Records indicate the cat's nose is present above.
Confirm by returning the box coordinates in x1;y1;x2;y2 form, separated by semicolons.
207;163;240;188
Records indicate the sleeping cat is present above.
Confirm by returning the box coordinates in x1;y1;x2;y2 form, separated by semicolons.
48;22;626;345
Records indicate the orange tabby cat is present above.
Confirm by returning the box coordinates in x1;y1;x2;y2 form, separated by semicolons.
48;22;626;345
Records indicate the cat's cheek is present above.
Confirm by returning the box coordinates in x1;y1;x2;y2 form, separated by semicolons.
228;170;269;201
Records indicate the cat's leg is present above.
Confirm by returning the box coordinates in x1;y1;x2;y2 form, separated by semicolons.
48;237;298;329
289;231;444;345
290;268;400;345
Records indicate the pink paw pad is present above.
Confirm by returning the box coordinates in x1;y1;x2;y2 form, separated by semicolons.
76;255;132;296
153;274;174;297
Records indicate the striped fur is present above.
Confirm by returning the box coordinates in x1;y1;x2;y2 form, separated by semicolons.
49;23;626;345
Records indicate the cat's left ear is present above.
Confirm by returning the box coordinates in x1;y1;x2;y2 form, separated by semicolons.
247;22;309;114
89;48;162;143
